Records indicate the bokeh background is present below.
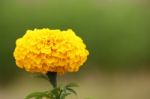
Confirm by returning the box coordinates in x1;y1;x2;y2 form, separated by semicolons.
0;0;150;99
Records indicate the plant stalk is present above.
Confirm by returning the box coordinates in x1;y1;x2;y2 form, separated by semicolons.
47;72;57;88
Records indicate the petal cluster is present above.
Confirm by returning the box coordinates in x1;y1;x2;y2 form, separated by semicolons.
13;28;89;74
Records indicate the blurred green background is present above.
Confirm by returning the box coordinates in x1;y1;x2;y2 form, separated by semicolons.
0;0;150;99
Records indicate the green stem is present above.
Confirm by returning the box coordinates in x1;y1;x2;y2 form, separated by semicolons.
47;72;57;88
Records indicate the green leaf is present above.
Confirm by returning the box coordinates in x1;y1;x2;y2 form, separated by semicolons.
51;88;60;95
60;93;71;99
66;83;79;88
50;87;60;99
25;92;41;99
35;96;42;99
25;83;78;99
25;91;51;99
66;88;77;95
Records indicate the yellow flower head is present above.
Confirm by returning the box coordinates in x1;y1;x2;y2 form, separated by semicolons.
13;28;89;74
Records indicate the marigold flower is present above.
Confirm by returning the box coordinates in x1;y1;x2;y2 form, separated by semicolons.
13;28;89;74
